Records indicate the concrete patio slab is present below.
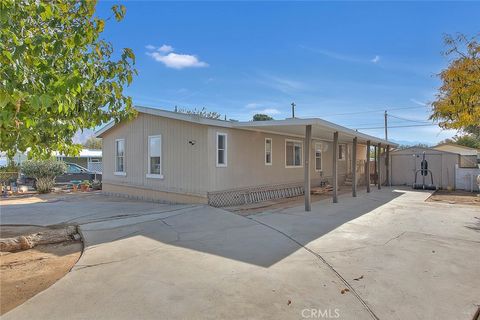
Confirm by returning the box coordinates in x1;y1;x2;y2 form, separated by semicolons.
2;200;371;320
1;189;479;319
251;188;480;319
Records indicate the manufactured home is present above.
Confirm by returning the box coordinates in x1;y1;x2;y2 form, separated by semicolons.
96;106;395;210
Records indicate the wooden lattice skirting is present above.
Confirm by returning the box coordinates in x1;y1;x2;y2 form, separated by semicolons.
207;182;306;207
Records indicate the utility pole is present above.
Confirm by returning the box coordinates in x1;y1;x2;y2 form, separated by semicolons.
384;110;388;141
291;102;296;118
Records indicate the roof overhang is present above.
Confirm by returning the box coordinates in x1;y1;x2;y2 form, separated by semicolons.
233;118;394;146
95;105;397;146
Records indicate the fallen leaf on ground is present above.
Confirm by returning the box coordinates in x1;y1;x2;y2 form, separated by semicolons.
341;288;350;294
353;275;364;281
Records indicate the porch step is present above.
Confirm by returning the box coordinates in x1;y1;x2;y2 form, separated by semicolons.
344;176;354;186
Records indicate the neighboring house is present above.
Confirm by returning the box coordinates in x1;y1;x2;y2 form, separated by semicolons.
0;151;28;167
96;106;394;208
433;143;479;168
389;146;479;191
1;149;103;174
55;149;103;173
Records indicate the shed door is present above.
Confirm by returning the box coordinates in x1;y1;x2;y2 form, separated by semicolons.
391;154;416;186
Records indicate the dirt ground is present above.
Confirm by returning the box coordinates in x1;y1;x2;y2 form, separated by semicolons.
0;190;101;206
0;226;82;315
426;190;480;206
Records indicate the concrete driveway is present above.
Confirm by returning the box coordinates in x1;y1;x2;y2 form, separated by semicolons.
1;189;479;319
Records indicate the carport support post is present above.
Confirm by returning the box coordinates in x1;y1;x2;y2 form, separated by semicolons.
332;131;338;203
352;137;357;197
385;145;390;186
377;143;382;190
374;146;377;186
304;125;312;211
366;140;371;193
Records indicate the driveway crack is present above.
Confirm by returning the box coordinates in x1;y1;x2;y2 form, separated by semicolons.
246;216;380;320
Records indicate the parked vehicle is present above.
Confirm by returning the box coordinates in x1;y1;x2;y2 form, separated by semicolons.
19;162;102;187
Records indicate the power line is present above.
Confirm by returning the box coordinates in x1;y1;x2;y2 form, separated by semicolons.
388;113;431;124
344;120;429;127
356;123;437;130
320;106;424;117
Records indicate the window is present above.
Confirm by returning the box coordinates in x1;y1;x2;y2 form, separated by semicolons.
216;133;227;167
147;135;163;178
265;138;272;165
338;144;346;161
315;143;322;171
285;140;303;167
115;139;125;175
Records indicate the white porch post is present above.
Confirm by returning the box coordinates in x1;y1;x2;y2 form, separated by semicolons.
332;131;338;203
352;137;357;197
385;145;390;186
304;125;312;211
377;143;382;190
366;140;371;193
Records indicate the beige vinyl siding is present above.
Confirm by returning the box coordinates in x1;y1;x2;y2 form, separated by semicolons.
102;113;209;196
206;126;352;192
142;113;208;195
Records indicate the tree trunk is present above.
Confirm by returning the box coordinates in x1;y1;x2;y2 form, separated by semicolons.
0;226;78;252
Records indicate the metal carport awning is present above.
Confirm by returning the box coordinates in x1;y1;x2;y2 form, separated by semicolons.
233;118;397;211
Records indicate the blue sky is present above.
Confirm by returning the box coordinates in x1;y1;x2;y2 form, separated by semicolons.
93;1;479;145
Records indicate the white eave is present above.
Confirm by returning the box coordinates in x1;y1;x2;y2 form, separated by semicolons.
95;105;397;146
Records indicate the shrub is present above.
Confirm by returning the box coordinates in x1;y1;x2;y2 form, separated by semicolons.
21;160;67;193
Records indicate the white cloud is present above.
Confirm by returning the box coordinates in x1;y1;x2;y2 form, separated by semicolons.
245;103;260;109
410;98;427;106
301;46;382;65
146;44;208;69
158;44;174;53
258;108;281;115
148;52;208;69
257;73;307;94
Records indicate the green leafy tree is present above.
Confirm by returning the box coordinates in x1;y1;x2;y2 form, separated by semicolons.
430;34;480;134
21;159;66;193
253;114;273;121
0;0;137;160
397;143;431;150
454;135;480;149
440;135;480;149
83;136;102;149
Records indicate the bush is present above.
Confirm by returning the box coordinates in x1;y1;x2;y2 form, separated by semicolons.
21;160;67;193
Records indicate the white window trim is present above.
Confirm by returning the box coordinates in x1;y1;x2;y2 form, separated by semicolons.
216;132;228;167
265;138;272;166
285;139;303;168
146;135;164;179
114;138;126;176
338;143;346;161
315;142;323;172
